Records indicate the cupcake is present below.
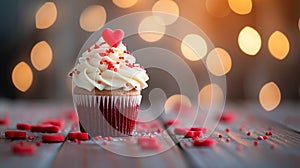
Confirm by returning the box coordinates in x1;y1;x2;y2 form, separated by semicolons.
69;28;149;137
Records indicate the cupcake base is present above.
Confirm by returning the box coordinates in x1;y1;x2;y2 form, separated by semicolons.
74;94;141;137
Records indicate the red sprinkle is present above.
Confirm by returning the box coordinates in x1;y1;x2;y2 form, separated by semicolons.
94;44;99;49
184;131;195;138
193;138;216;147
166;119;179;126
31;125;60;133
220;111;236;123
193;131;203;137
5;131;26;139
42;134;65;143
225;128;230;133
36;142;42;146
39;119;64;128
239;127;243;132
226;138;230;142
218;134;223;138
263;135;268;140
16;123;31;131
254;141;259;146
68;132;89;141
28;136;34;140
247;132;251;136
0;117;10;125
11;143;36;156
257;136;263;140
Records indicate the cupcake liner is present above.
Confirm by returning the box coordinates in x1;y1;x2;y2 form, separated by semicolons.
73;95;141;137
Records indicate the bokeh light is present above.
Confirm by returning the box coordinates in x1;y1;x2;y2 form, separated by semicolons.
206;48;232;76
80;5;107;32
198;84;224;110
206;0;230;18
268;31;290;60
30;41;53;71
181;34;208;61
152;0;180;25
228;0;252;15
238;26;262;56
259;82;281;111
298;18;300;31
138;16;166;42
35;2;57;29
164;94;192;114
12;62;33;92
112;0;138;8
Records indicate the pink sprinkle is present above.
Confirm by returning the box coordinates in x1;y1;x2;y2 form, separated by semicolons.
270;144;275;149
108;137;113;141
268;126;273;131
263;136;268;140
218;134;223;138
247;132;251;136
102;140;107;145
236;144;243;151
74;139;78;143
254;141;259;146
94;136;102;140
257;136;263;140
239;127;243;131
190;127;207;133
226;138;230;142
104;137;108;140
174;128;189;135
225;128;230;133
220;111;236;123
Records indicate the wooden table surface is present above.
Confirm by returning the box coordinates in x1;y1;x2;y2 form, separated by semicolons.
0;100;300;168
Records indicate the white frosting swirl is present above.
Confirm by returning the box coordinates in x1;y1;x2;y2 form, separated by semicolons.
70;37;149;92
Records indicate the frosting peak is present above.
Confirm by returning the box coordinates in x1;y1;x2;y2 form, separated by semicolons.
70;29;149;92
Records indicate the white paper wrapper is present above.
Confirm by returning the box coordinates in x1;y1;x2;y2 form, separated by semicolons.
73;95;141;137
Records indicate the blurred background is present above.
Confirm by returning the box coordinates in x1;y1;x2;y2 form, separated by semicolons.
1;0;300;111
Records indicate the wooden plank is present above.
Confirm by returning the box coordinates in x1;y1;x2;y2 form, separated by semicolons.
0;101;76;168
164;102;300;168
53;120;189;168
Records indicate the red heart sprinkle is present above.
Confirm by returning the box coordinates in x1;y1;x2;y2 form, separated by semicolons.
102;28;124;47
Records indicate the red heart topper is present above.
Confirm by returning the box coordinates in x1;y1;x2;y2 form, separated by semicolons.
102;28;124;47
